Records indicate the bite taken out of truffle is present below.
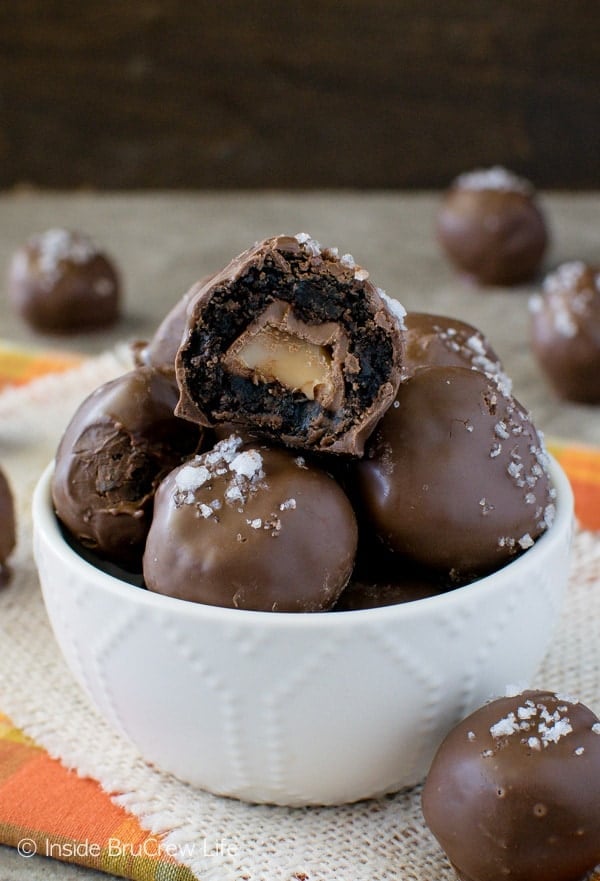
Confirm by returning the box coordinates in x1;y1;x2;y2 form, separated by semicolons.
175;233;405;456
0;467;16;585
52;367;202;569
354;366;555;580
143;435;358;611
530;261;600;404
422;690;600;881
8;228;121;333
436;167;548;286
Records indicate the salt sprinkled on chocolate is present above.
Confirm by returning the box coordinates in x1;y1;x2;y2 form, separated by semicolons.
379;291;407;329
34;228;99;287
423;689;600;881
454;166;533;195
173;435;265;516
144;442;358;612
531;260;600;403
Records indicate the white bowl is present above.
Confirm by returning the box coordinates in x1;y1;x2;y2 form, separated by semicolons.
32;457;573;806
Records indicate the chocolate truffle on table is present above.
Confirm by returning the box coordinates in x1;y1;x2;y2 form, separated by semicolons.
0;467;16;585
530;261;600;404
52;367;202;569
436;167;548;286
8;228;121;333
402;312;510;391
422;690;600;881
143;434;358;611
175;233;405;456
355;366;555;579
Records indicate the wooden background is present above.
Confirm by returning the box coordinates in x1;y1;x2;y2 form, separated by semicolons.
0;0;598;190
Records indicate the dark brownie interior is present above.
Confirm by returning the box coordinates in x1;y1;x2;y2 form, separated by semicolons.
180;253;395;449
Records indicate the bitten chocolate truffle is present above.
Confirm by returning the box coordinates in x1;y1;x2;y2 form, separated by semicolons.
52;367;202;568
530;262;600;404
402;312;510;391
0;467;16;585
422;690;600;881
355;366;555;578
143;435;358;611
8;228;121;333
175;233;405;456
436;167;548;286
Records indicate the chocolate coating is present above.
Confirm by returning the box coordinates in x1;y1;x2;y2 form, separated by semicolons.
437;167;548;286
175;233;405;456
530;262;600;404
0;467;16;584
422;690;600;881
52;367;202;568
335;564;447;610
402;312;510;391
134;273;216;376
8;228;121;333
355;366;555;578
144;435;358;611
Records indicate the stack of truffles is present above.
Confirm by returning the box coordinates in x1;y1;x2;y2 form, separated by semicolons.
52;233;556;612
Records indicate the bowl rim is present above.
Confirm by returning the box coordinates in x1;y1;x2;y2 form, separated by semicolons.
33;455;573;629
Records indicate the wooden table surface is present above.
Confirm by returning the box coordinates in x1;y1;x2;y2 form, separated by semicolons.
0;189;598;879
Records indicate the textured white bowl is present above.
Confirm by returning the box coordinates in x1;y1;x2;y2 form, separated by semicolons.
33;457;573;806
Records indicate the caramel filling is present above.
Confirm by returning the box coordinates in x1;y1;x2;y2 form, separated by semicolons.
233;325;334;401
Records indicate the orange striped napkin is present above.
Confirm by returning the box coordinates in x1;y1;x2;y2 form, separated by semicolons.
0;342;598;880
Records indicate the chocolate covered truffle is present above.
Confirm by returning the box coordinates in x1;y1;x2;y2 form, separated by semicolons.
8;228;121;333
402;312;510;391
530;261;600;404
144;434;358;611
0;467;16;585
422;690;600;881
175;233;405;456
355;366;555;578
52;367;202;568
437;167;548;286
134;274;216;377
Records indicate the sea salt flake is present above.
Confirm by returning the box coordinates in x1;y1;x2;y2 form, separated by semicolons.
229;449;264;479
340;253;356;268
466;334;487;356
528;737;541;751
490;713;520;738
518;533;534;550
280;498;297;511
574;747;585;756
225;485;243;503
467;731;476;741
354;267;369;281
540;717;573;745
591;723;600;735
495;421;510;440
490;443;502;458
518;705;537;720
175;464;211;494
198;504;213;519
246;518;262;529
379;291;407;329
